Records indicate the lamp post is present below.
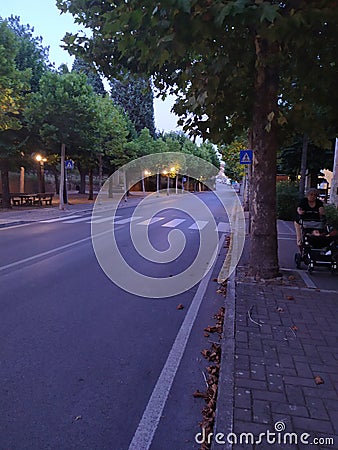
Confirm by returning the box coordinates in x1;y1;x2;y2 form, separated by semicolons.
35;154;47;193
143;170;151;194
163;170;169;195
171;166;178;194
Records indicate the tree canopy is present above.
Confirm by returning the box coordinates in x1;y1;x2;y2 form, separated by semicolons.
72;56;106;96
56;0;338;278
110;74;156;137
5;15;51;92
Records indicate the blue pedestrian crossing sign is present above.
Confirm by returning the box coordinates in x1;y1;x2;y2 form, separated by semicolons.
65;159;74;170
240;150;253;164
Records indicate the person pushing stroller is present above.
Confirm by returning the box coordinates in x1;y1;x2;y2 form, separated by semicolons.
294;188;325;252
294;188;338;273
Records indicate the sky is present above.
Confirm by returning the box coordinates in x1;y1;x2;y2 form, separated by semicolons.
0;0;180;133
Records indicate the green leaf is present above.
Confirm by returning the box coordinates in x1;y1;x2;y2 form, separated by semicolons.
177;0;191;14
260;4;279;23
214;4;233;27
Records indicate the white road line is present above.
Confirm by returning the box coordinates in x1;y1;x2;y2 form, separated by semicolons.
63;215;95;223
40;215;81;223
0;232;110;273
188;220;209;230
162;219;186;227
137;217;165;226
90;215;122;224
217;222;230;233
128;235;226;450
114;216;142;225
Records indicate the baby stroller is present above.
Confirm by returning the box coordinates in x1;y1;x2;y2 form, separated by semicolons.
294;219;338;274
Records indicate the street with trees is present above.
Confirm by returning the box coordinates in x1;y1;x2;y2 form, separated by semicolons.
0;14;218;208
56;0;338;278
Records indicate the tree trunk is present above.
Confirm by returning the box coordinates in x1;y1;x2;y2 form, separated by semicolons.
52;169;59;193
77;162;86;194
1;166;11;209
88;167;94;200
248;36;279;279
98;153;103;192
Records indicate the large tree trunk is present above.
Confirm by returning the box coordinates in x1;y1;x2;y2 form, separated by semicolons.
1;165;11;209
248;36;279;279
88;167;94;200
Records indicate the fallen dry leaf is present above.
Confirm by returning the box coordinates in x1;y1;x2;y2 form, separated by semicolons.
314;375;324;385
204;325;218;333
193;390;208;399
201;349;211;359
286;295;294;300
176;304;184;310
290;325;298;332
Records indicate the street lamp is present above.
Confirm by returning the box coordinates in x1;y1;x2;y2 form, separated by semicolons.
142;169;151;194
35;153;47;193
162;170;170;195
170;167;178;194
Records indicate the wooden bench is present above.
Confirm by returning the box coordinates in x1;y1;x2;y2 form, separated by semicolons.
10;193;54;207
34;193;54;206
11;193;36;206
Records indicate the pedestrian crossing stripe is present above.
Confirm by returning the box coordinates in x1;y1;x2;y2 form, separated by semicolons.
41;215;81;223
162;219;186;227
89;215;122;224
39;215;230;232
188;220;209;230
137;217;165;225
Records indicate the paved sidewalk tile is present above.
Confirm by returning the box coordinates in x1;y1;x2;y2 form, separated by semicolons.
231;277;338;449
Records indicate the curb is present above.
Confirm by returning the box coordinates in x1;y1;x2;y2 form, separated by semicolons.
211;270;236;450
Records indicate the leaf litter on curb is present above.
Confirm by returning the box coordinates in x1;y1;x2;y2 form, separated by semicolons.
194;306;225;450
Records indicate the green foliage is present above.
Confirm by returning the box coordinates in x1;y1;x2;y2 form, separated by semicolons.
324;204;338;230
278;137;334;180
24;71;97;149
72;57;106;96
5;15;51;92
110;75;155;137
0;19;29;131
219;138;247;182
276;181;299;221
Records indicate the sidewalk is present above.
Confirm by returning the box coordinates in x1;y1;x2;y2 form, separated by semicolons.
214;256;338;449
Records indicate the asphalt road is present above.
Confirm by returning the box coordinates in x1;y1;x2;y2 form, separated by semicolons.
1;189;336;450
0;191;232;450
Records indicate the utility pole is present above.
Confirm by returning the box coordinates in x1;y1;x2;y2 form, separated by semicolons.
59;143;66;210
299;133;308;197
330;138;338;206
